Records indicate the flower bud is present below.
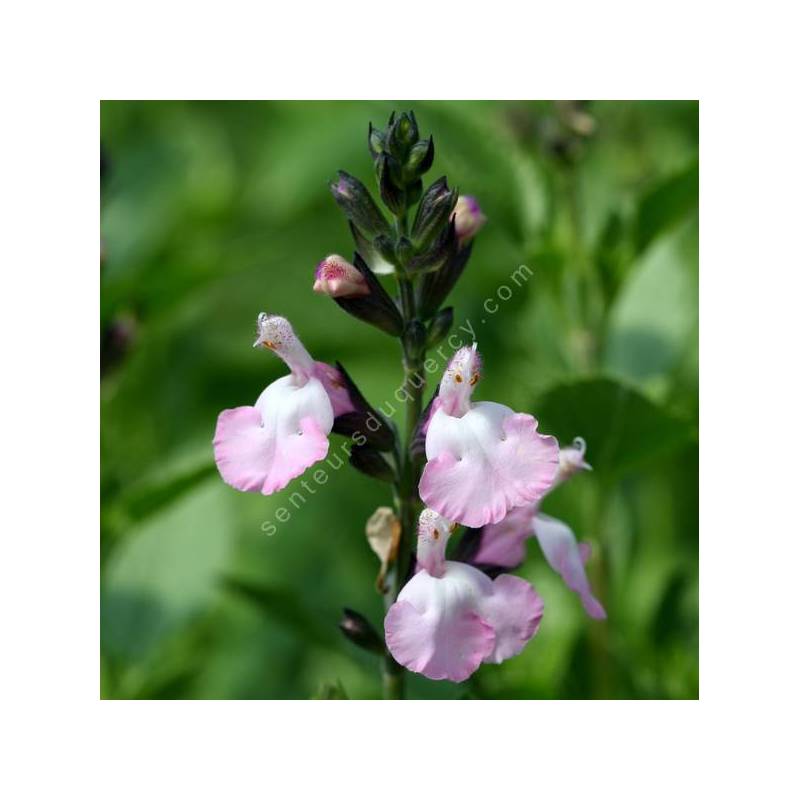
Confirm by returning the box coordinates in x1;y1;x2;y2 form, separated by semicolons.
418;240;473;319
403;319;427;358
330;171;391;238
426;306;454;348
349;222;396;275
405;178;423;206
411;177;457;249
408;217;457;274
368;122;385;161
349;445;395;483
452;195;487;242
339;608;384;653
406;137;434;177
376;153;405;215
386;111;419;159
373;233;397;266
329;252;404;337
332;361;396;451
313;254;370;298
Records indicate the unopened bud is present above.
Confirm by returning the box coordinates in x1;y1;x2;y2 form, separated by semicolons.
313;254;370;298
339;608;384;653
452;195;487;242
328;253;404;337
408;217;457;273
386;111;419;159
368;122;385;160
350;446;395;483
411;177;457;249
418;240;473;319
403;319;427;358
426;306;454;348
377;153;405;215
406;137;434;177
330;171;391;237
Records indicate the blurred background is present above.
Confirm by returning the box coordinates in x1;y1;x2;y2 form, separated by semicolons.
100;100;698;699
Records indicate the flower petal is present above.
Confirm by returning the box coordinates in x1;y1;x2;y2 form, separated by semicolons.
385;600;494;683
421;401;559;527
472;504;538;568
478;574;544;663
214;375;332;495
533;513;606;619
385;566;495;683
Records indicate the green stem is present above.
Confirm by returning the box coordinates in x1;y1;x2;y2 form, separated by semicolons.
382;268;426;700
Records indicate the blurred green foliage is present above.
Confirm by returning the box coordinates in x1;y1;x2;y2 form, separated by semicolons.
100;100;698;699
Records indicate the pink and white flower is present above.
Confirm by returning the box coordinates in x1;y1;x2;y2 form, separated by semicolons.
213;314;353;495
472;438;606;620
313;254;370;298
451;195;487;242
419;345;560;528
385;509;544;682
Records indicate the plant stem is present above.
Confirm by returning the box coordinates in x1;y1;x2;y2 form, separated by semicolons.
382;266;426;700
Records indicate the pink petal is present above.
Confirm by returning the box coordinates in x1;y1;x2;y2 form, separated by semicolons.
214;409;329;495
533;514;606;620
478;574;544;663
313;254;370;298
473;504;538;568
214;375;333;495
385;599;494;683
262;415;330;494
421;402;559;527
214;406;274;493
385;566;496;683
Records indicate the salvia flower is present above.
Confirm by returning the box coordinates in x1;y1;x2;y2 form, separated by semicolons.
451;195;487;242
419;345;560;527
472;438;606;619
313;254;370;298
213;314;353;495
384;509;544;682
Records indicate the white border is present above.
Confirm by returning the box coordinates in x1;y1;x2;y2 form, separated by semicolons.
3;1;799;796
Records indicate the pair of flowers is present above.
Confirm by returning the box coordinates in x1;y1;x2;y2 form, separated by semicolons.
383;350;603;681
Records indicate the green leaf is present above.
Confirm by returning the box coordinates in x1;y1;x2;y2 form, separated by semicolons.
101;479;232;662
634;161;698;254
604;218;698;395
223;575;340;653
122;462;217;522
535;377;695;477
